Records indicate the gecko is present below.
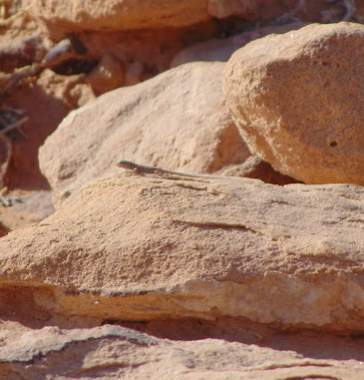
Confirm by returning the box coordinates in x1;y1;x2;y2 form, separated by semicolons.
117;160;200;178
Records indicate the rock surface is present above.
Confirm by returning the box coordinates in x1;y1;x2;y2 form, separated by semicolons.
3;4;364;379
28;0;210;32
1;322;364;379
1;172;364;332
39;62;249;202
25;0;292;36
27;0;347;37
225;22;364;185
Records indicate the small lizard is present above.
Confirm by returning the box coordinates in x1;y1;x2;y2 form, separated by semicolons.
117;160;224;193
117;160;198;178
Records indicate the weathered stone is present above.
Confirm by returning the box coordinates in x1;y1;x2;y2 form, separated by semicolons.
25;0;354;40
1;172;364;332
25;0;294;36
0;322;363;379
224;22;364;185
26;0;210;35
39;62;249;203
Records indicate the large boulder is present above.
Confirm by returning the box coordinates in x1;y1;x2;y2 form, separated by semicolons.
39;62;249;202
224;22;364;185
1;171;364;332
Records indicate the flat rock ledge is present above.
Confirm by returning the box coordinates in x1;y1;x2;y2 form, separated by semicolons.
1;172;364;333
1;323;364;379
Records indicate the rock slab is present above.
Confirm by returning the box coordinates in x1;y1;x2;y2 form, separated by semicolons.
1;172;364;332
1;323;363;379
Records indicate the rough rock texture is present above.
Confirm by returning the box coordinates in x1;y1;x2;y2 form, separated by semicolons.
27;0;348;38
21;0;352;91
26;0;210;34
1;323;364;379
221;155;298;185
4;4;364;378
1;172;364;332
25;0;295;36
224;22;364;185
39;62;249;201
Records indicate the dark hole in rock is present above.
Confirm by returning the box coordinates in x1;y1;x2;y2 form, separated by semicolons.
52;58;98;75
330;141;338;147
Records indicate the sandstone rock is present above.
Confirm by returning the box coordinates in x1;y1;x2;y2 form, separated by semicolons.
25;0;293;36
224;22;364;185
171;23;303;68
1;172;364;332
1;322;363;379
39;62;249;202
27;0;210;35
221;155;298;185
27;0;333;38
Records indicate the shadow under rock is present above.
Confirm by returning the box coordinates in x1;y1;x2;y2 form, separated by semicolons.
4;82;72;190
118;317;364;362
